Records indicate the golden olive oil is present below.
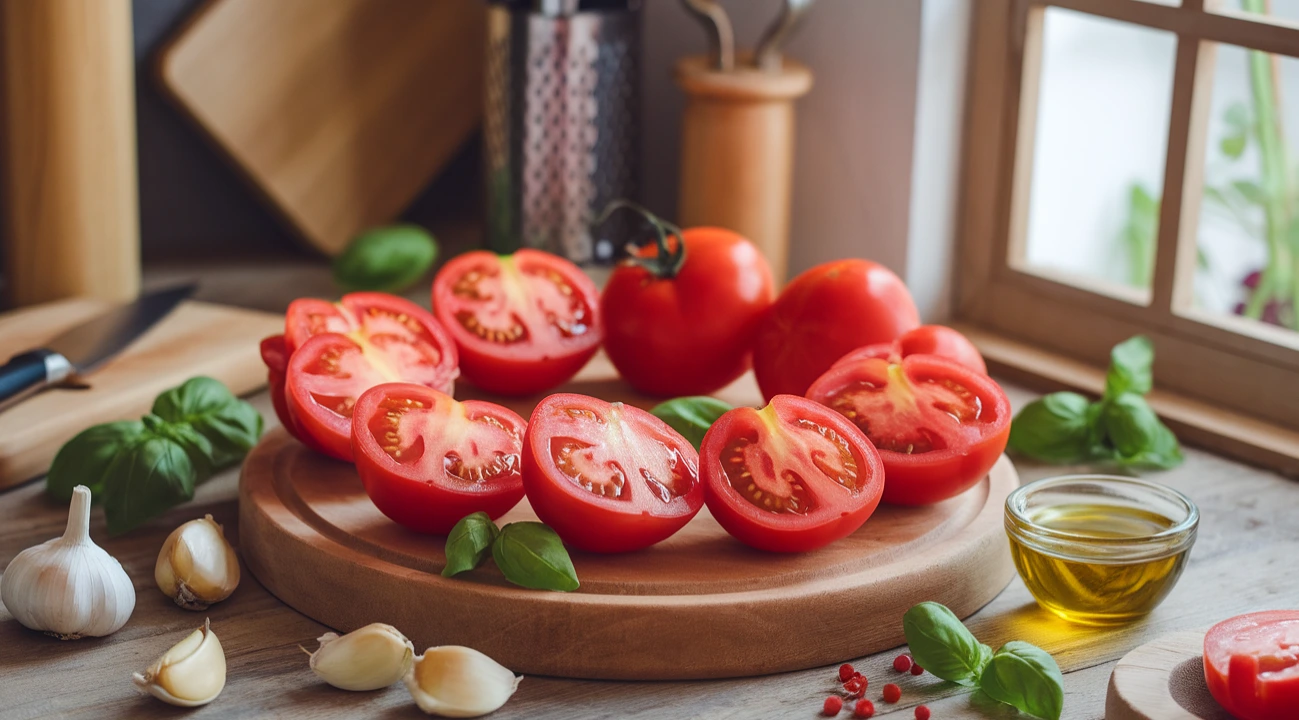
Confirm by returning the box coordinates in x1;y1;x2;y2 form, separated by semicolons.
1009;503;1190;625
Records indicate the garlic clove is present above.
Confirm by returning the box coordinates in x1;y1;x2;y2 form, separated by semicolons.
308;622;414;691
0;485;135;639
133;618;226;707
404;646;522;718
155;514;240;611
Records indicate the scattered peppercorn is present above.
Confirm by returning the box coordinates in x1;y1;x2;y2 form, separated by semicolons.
892;654;913;672
839;663;856;682
915;705;931;720
853;699;875;718
843;675;867;697
823;696;844;716
882;683;902;703
910;663;925;676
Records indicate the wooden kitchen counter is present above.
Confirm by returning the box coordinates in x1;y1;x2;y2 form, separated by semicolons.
2;260;1297;719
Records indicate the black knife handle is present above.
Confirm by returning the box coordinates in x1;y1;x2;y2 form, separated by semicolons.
0;349;68;412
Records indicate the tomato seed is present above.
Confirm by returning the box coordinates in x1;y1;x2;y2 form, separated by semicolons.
838;664;856;682
823;696;844;716
910;663;925;676
915;705;931;720
853;699;875;718
893;654;913;672
882;683;902;703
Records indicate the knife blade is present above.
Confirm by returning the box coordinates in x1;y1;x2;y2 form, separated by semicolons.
0;284;196;412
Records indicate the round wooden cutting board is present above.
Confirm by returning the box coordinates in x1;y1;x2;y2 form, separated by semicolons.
1106;631;1232;720
239;428;1017;680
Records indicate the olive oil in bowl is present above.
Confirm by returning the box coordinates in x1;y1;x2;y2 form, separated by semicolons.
1005;476;1198;625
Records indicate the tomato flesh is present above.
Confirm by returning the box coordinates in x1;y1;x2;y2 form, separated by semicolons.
352;383;526;534
433;250;601;396
701;395;884;552
807;355;1010;506
1205;611;1299;720
286;292;442;354
832;325;987;376
522;394;703;553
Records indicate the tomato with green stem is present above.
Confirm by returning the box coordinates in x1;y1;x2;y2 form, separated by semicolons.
597;201;774;397
522;393;703;553
432;249;602;396
699;394;884;552
807;355;1010;506
1203;610;1299;720
832;325;987;376
352;383;526;534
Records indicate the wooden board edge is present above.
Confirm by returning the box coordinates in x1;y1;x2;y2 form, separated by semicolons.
1105;630;1214;720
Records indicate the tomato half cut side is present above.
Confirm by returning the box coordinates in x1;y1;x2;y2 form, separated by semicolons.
1204;610;1299;720
832;325;987;376
522;393;703;553
432;250;602;396
285;292;454;358
807;355;1010;506
352;383;526;535
285;330;458;461
700;395;884;553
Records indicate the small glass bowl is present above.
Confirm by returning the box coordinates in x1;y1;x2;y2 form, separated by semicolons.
1004;474;1198;625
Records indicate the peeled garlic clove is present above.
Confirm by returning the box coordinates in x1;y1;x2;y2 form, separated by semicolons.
0;485;135;639
308;622;414;691
405;646;521;717
133;618;226;707
155;514;240;611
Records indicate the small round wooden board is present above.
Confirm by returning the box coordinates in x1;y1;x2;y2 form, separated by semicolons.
1106;630;1233;720
239;427;1017;680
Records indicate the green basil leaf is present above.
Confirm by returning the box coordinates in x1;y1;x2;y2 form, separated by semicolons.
1099;393;1183;469
1007;392;1091;463
491;522;579;592
649;396;733;451
1104;335;1154;399
45;421;145;502
978;641;1065;720
902;602;992;686
443;512;500;577
333;224;438;293
152;377;263;468
103;433;198;535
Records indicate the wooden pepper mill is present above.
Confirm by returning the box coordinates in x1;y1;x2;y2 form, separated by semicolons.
675;55;812;286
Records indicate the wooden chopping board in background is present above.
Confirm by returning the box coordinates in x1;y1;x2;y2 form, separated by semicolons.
155;0;485;255
0;298;281;489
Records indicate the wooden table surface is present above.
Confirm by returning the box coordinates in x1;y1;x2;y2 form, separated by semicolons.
2;261;1297;720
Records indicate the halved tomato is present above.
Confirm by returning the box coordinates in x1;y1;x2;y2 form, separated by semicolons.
700;395;885;552
832;325;987;376
522;393;702;553
352;383;526;534
285;323;458;461
285;292;443;354
806;355;1010;506
432;249;601;396
1204;610;1299;720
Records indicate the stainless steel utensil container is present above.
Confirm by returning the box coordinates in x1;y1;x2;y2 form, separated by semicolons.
484;2;641;263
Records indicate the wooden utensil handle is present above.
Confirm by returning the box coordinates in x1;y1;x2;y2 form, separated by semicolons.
675;55;813;286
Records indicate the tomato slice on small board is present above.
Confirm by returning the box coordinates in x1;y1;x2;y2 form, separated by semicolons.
352;383;526;534
522;393;703;553
807;355;1010;506
832;325;988;376
432;249;602;396
700;395;885;552
285;320;458;461
1204;610;1299;720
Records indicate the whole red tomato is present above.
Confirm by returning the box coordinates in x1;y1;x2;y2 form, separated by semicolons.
753;259;919;401
601;219;774;397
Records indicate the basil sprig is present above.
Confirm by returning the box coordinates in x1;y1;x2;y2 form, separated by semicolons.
1008;335;1182;470
903;602;1064;720
442;513;579;592
649;396;733;451
332;224;438;293
46;377;263;535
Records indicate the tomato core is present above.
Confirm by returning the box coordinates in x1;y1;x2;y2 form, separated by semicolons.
824;363;986;454
449;257;593;344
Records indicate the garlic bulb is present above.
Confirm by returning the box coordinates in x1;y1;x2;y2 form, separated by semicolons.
0;485;135;639
308;623;414;691
405;646;521;717
133;618;226;707
155;514;240;610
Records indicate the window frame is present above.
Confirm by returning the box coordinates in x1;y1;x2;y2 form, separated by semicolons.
957;0;1299;435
